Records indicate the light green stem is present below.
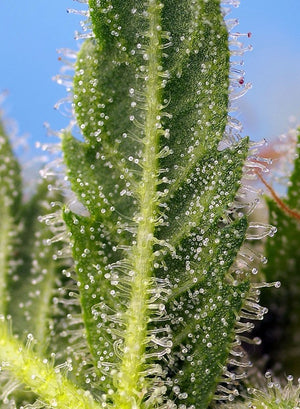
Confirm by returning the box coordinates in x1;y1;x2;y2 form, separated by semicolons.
0;320;101;409
112;1;162;408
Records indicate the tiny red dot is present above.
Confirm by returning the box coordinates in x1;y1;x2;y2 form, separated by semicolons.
239;78;244;85
247;32;252;38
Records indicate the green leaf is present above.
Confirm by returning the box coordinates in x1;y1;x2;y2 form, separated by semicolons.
7;181;64;356
61;1;252;408
156;139;249;248
287;133;300;210
0;120;22;315
260;130;300;376
157;217;250;409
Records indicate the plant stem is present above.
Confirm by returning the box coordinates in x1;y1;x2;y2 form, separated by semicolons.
112;1;162;407
0;320;101;409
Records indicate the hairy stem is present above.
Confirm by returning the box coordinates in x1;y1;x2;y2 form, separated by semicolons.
112;1;163;407
0;320;101;409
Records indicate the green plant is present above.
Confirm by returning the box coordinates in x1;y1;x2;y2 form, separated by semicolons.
0;1;299;408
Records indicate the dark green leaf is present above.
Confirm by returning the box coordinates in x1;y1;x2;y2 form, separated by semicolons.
62;1;251;407
260;131;300;376
0;120;22;315
7;181;65;356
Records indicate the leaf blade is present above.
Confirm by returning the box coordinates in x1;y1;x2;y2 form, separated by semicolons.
0;120;22;315
62;1;251;407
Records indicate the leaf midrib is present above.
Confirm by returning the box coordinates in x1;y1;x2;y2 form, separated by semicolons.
112;2;163;407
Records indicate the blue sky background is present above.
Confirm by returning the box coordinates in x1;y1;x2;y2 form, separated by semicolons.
0;1;300;158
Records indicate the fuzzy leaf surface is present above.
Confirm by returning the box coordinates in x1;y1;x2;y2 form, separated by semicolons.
62;1;251;408
156;217;250;408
